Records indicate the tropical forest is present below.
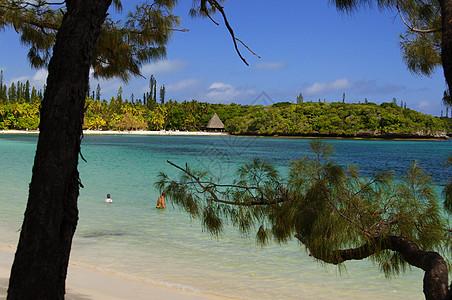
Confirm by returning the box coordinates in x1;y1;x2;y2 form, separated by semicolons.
1;73;451;138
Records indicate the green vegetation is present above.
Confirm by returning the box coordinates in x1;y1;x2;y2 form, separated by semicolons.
0;72;42;130
1;76;450;138
224;101;452;138
157;140;452;300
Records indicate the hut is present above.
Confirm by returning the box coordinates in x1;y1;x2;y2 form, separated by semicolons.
206;113;225;132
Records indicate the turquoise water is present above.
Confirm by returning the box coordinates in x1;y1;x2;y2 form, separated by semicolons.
1;134;452;299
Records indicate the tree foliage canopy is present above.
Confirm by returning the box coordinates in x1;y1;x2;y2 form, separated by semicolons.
0;0;180;82
331;0;442;77
157;140;452;298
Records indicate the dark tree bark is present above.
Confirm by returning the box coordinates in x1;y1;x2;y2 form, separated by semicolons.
296;234;450;300
386;236;449;300
440;0;452;93
7;1;112;299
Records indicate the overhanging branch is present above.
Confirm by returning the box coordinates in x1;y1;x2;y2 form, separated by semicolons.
396;2;440;34
166;160;285;206
200;0;260;66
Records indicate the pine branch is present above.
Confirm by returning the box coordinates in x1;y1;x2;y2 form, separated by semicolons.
396;2;440;34
166;160;286;206
295;233;379;264
200;0;261;66
296;233;445;272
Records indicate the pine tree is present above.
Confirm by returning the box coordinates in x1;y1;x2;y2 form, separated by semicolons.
30;87;38;103
334;0;452;102
1;1;187;298
117;86;123;104
158;140;451;300
25;80;30;102
16;81;22;102
96;84;101;101
296;92;303;104
0;84;6;103
153;81;157;103
148;75;158;109
8;82;16;102
0;70;5;103
160;84;166;104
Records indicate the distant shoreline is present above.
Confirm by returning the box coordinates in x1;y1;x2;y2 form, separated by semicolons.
0;129;449;140
0;129;229;136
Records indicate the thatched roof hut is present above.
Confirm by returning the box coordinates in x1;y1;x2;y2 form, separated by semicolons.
206;113;224;131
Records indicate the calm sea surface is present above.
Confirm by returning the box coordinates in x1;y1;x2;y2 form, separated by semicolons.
1;134;452;299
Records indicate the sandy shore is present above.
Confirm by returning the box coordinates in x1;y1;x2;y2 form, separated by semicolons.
0;130;229;136
0;247;232;300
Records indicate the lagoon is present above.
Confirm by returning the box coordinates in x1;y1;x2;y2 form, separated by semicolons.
1;134;451;299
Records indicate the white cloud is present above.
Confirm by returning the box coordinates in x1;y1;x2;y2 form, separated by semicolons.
31;69;48;87
207;82;238;99
209;82;234;90
206;82;256;101
167;78;200;91
254;62;286;71
305;78;352;96
416;101;433;110
413;100;443;116
9;69;48;88
141;59;189;75
9;76;29;83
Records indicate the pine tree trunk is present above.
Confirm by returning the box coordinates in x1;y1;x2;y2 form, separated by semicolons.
386;236;449;300
7;1;112;299
440;0;452;93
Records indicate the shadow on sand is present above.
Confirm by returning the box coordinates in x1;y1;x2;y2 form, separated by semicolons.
0;278;94;300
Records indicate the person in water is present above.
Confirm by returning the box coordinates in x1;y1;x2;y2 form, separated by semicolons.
156;192;166;209
105;194;113;203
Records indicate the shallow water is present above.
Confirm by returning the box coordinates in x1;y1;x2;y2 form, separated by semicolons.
1;134;451;299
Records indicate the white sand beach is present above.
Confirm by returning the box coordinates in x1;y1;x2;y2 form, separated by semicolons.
0;247;233;300
0;130;229;136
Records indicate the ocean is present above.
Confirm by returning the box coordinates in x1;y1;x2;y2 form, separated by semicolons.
1;134;451;299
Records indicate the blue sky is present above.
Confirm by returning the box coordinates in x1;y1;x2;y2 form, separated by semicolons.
0;1;448;116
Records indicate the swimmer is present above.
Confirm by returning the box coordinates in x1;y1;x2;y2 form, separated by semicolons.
105;194;113;203
156;192;166;209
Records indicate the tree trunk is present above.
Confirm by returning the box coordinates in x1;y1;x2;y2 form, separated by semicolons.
440;0;452;93
7;1;112;299
387;236;449;300
296;233;450;300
